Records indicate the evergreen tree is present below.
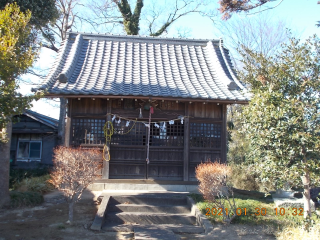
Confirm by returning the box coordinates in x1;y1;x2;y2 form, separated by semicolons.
239;36;320;217
0;3;41;208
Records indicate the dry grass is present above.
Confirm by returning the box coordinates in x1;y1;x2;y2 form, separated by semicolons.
276;223;320;240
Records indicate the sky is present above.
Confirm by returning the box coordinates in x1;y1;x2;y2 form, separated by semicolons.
19;0;320;120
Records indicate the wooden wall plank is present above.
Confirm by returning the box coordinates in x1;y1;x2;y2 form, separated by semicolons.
71;98;108;115
111;109;185;120
188;102;222;119
68;97;228;180
221;104;227;163
184;104;190;181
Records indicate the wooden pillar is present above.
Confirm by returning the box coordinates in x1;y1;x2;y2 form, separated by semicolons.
102;100;112;179
183;103;190;181
221;104;227;163
64;98;71;147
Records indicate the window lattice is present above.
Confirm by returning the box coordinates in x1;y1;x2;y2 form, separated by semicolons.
150;121;184;147
189;123;221;148
71;118;105;145
111;121;147;146
71;118;185;146
111;120;184;147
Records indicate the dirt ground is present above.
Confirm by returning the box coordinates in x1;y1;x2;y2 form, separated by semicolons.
0;191;133;240
0;191;276;240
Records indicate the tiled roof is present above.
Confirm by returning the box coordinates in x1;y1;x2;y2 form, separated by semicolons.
24;110;58;129
35;32;249;101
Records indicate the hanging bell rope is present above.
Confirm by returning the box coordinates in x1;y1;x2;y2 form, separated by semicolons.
102;119;137;161
105;113;190;124
103;121;114;142
102;109;188;162
102;121;113;161
146;106;153;164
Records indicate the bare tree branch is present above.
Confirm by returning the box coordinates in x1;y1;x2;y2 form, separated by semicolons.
246;0;284;16
219;0;273;20
216;12;291;70
89;0;214;36
42;43;59;52
39;26;59;52
147;0;204;36
49;147;102;223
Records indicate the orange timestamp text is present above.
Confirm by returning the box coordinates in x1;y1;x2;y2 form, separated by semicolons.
205;207;304;216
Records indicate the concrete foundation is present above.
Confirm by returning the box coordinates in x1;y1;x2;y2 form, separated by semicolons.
88;180;200;193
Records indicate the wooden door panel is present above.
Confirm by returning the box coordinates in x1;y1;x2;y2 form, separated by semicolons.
189;149;221;163
147;147;183;180
110;146;146;161
189;149;221;181
110;119;185;180
149;147;183;161
109;163;146;179
148;164;183;180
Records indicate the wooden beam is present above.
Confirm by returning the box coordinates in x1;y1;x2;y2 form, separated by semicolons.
183;103;190;181
80;144;104;147
221;104;227;163
44;94;249;104
64;98;71;147
12;130;56;134
102;100;112;179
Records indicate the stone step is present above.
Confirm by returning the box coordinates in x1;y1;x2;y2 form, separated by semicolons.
134;226;179;240
102;223;205;234
101;223;136;232
105;212;196;225
161;224;205;234
109;195;187;206
107;204;191;214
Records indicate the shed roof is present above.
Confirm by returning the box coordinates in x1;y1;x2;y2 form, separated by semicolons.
35;32;249;102
24;110;58;130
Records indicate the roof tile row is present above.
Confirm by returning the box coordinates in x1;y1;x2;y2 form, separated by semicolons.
35;32;249;101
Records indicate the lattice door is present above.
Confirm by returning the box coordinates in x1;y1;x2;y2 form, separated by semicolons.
109;121;147;179
189;122;222;180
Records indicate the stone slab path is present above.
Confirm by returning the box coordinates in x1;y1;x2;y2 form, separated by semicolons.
134;226;179;240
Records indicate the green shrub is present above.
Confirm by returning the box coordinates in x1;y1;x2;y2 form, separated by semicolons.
10;191;44;208
10;167;51;189
14;175;54;194
229;164;261;191
189;193;204;203
57;224;66;229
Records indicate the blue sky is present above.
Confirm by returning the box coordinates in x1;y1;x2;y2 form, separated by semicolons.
20;0;320;119
180;0;320;40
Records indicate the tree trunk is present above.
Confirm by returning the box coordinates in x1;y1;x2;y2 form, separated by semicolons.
0;120;12;208
301;171;312;218
58;97;67;146
68;201;74;223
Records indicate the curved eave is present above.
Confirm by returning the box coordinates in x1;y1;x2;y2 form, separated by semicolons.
43;93;249;104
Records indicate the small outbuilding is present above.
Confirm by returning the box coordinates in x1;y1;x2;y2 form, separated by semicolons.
10;110;58;168
35;32;248;181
